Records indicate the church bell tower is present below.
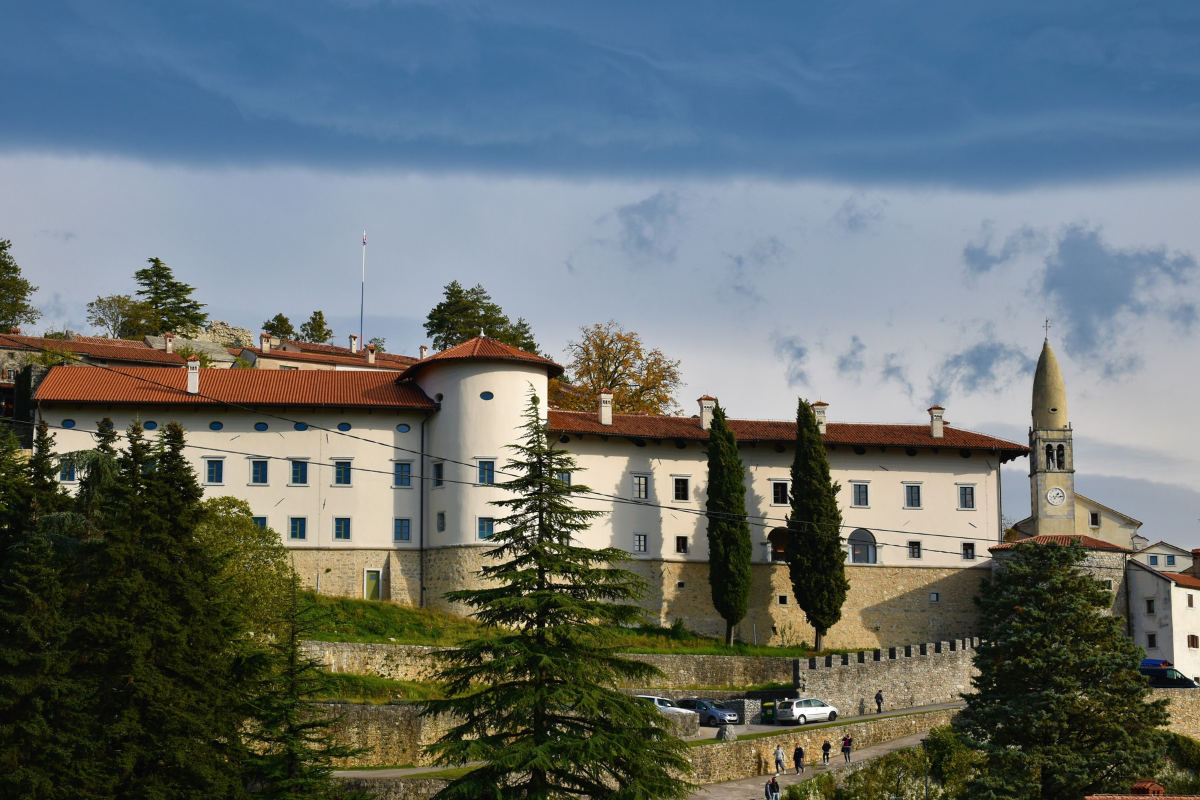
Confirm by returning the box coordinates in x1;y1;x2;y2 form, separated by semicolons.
1029;333;1076;536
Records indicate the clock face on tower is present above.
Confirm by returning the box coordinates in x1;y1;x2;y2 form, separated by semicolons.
1046;487;1067;506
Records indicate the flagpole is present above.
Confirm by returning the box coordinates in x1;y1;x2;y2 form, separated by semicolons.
360;230;366;351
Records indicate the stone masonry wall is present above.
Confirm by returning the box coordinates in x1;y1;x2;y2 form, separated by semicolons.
1154;688;1200;739
290;548;421;605
302;640;441;682
321;703;453;768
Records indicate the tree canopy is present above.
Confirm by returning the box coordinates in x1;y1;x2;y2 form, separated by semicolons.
423;280;539;352
549;320;683;415
705;403;753;646
298;311;334;344
134;257;208;335
262;313;297;341
86;294;149;339
0;239;41;331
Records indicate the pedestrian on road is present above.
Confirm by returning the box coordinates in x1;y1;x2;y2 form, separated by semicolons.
842;734;853;764
793;744;805;774
875;690;884;714
773;745;786;775
821;740;831;765
767;777;781;800
764;779;772;800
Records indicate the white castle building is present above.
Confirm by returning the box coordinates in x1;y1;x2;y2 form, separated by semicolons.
34;336;1028;649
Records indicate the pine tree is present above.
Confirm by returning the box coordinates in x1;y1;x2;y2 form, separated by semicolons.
423;281;539;352
424;391;693;800
705;403;752;646
299;311;334;344
263;313;297;341
785;398;849;652
244;574;370;799
956;541;1170;799
28;419;70;519
134;257;208;334
0;238;42;330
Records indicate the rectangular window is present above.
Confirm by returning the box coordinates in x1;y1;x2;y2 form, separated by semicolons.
394;462;411;487
1089;511;1100;527
394;518;411;542
478;517;494;539
929;592;940;603
252;517;267;529
1168;555;1177;566
1190;635;1200;649
436;512;445;532
251;460;268;484
852;483;869;507
778;595;788;605
334;518;351;540
1190;594;1195;609
555;470;571;486
772;482;789;505
364;569;381;601
1147;599;1156;614
674;477;689;502
289;517;307;540
433;462;444;488
59;463;75;482
334;461;352;485
206;459;223;484
633;474;648;500
905;484;922;508
1103;579;1114;591
291;460;308;485
962;542;976;560
1150;555;1159;566
958;485;975;509
675;536;689;554
478;460;495;485
908;541;922;559
633;533;648;553
1148;633;1158;649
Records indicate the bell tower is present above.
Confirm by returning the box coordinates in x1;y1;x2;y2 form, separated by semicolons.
1029;328;1076;536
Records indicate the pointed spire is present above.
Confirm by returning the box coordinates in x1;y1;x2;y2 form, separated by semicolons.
1032;337;1068;430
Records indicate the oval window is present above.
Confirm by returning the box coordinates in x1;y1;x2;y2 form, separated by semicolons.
294;422;308;431
209;421;223;431
144;421;158;431
61;419;76;429
397;424;411;433
254;422;268;431
480;391;494;401
337;422;351;432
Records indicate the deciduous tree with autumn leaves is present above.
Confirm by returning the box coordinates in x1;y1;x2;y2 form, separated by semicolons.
549;321;683;415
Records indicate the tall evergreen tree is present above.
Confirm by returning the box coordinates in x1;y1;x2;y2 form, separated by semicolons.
299;311;334;344
0;238;42;330
957;541;1169;799
28;420;70;519
262;313;297;341
423;280;539;352
705;403;752;646
784;399;849;652
424;392;693;800
134;257;208;334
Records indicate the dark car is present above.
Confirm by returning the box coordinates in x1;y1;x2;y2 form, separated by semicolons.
676;698;740;726
1139;667;1200;688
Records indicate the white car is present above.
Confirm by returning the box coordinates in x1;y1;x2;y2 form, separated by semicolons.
635;695;698;718
776;698;838;725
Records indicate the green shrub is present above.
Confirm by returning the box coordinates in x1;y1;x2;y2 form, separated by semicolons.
783;774;835;800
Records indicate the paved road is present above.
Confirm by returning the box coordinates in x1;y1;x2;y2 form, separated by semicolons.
689;701;965;740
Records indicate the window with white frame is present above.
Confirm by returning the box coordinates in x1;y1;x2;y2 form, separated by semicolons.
673;477;689;502
632;474;649;500
59;462;76;482
904;484;922;509
958;485;975;509
252;517;267;529
1148;633;1159;649
334;518;351;540
1168;555;1177;566
205;459;224;484
333;461;352;485
251;460;269;484
289;517;307;540
478;460;495;485
555;470;571;486
290;460;308;485
851;483;869;507
1089;511;1100;527
394;518;411;542
436;512;445;532
961;542;976;560
675;536;689;554
633;533;648;553
478;517;495;539
394;462;412;487
1150;555;1159;566
433;462;444;488
929;592;940;603
1190;635;1199;649
907;541;922;559
772;482;789;505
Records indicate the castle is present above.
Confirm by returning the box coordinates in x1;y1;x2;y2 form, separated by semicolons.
34;335;1030;649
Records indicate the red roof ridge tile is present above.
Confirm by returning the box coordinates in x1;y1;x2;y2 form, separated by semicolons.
401;336;564;379
989;534;1131;552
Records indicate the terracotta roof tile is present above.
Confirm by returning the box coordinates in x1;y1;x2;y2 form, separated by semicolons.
35;365;435;409
1162;573;1200;589
989;534;1131;553
241;348;407;371
401;336;564;379
547;409;1026;458
0;334;185;365
278;340;418;365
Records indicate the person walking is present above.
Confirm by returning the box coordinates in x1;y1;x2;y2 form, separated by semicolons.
768;777;781;800
764;779;772;800
875;690;884;714
821;739;831;765
773;745;786;775
793;744;805;774
842;734;853;764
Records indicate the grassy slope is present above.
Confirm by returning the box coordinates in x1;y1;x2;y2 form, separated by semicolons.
301;591;817;657
313;671;444;704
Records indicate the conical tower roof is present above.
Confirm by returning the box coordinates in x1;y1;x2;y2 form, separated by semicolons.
1032;339;1068;430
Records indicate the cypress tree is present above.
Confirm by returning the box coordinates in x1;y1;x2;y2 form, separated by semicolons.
957;541;1170;799
705;403;753;646
785;398;849;652
27;419;70;519
424;391;693;800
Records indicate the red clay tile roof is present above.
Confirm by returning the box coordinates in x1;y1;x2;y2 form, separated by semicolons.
35;365;435;409
547;409;1027;459
401;336;564;379
989;535;1131;552
72;334;153;348
277;339;418;365
0;334;185;365
1162;573;1200;589
240;348;407;371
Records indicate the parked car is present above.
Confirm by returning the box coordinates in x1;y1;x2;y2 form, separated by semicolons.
635;695;699;718
676;698;740;726
775;698;838;725
1139;667;1200;688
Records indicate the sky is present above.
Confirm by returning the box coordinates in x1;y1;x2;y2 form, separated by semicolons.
3;2;1200;545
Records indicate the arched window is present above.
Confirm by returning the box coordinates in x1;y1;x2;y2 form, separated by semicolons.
1045;444;1056;470
1056;444;1066;470
768;528;788;562
849;529;877;564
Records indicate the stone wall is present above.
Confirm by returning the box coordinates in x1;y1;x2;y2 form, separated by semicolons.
336;776;448;800
321;703;453;768
290;548;421;605
1154;688;1200;739
303;641;440;682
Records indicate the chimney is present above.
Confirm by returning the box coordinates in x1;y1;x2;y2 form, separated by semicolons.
186;356;200;394
9;327;19;334
349;334;358;353
812;401;828;435
928;405;945;439
366;344;376;364
598;389;613;426
698;395;716;430
260;333;272;353
1131;780;1165;796
419;345;428;360
163;332;174;354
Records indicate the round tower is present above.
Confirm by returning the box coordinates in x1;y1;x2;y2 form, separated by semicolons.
1028;337;1076;536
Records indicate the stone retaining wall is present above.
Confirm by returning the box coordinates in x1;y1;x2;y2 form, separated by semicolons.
1154;688;1200;739
336;776;448;800
302;641;440;683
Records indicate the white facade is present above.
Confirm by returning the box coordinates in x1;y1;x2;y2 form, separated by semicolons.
1128;562;1200;682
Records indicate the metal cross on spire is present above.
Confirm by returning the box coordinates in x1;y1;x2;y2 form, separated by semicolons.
1043;318;1052;340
